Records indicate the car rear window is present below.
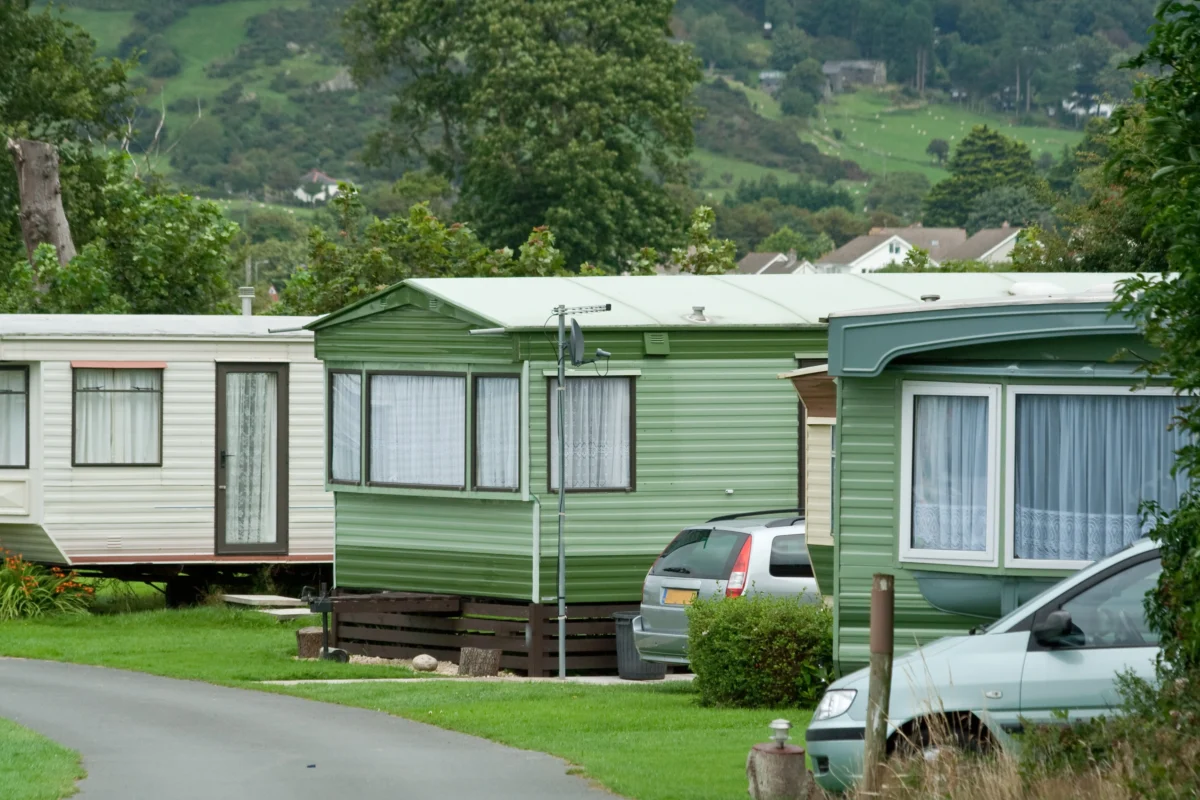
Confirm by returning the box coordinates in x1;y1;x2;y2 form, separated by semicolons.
769;534;813;578
651;528;748;580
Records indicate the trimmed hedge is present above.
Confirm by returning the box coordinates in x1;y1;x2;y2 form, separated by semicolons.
687;594;833;708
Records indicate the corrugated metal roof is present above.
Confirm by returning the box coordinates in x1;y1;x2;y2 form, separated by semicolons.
0;315;316;339
402;273;1135;330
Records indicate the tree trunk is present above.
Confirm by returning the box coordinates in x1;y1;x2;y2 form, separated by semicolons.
746;744;812;800
457;647;501;677
6;138;77;266
1026;76;1033;113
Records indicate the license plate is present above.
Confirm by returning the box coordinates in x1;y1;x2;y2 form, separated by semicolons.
663;588;698;606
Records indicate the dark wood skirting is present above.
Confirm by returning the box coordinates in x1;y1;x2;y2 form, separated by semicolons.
331;592;638;677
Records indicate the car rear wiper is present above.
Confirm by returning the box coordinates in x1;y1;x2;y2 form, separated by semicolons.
662;567;691;574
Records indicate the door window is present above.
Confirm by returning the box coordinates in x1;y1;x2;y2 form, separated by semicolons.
1049;557;1162;649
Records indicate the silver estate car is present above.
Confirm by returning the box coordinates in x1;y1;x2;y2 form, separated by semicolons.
632;513;820;664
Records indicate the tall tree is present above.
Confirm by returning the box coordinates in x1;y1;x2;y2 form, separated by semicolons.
343;0;702;270
923;125;1044;227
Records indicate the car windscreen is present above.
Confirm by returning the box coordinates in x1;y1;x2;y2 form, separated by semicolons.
768;534;813;578
651;528;748;580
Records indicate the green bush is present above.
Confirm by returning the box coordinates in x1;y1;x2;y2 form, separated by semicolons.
687;594;833;708
0;551;93;620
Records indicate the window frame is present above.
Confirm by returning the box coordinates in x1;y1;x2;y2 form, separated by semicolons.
0;365;30;470
472;373;522;493
327;369;364;486
1003;384;1183;571
71;366;164;468
364;370;468;491
898;380;1001;567
545;375;637;494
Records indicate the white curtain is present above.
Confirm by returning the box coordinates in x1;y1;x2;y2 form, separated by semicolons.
1014;394;1191;562
0;370;26;467
550;377;631;490
370;375;465;487
911;394;989;552
476;377;519;489
331;373;361;482
74;369;161;465
225;372;278;545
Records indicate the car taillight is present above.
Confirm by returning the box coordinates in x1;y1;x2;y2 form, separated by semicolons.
725;537;752;598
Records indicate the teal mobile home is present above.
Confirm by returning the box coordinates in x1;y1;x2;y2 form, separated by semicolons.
308;274;1133;606
824;285;1184;673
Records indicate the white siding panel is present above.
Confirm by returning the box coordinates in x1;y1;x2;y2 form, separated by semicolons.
24;338;332;562
805;424;834;547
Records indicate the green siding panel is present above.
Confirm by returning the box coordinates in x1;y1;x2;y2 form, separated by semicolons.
807;542;834;597
0;525;68;564
532;357;802;602
316;305;515;364
834;376;976;674
334;492;533;599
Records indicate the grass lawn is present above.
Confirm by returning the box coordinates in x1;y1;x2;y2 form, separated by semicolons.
0;717;83;800
272;680;811;800
0;606;414;683
1;606;813;800
49;5;134;57
805;88;1086;181
692;148;800;201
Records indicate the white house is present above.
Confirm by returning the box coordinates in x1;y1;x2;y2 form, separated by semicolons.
293;169;341;204
0;316;333;585
815;227;968;273
940;227;1023;264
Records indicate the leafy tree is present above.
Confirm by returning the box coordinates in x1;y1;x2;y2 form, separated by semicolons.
865;172;931;222
1109;0;1200;673
276;185;582;315
670;206;737;275
0;154;237;314
926;138;950;164
692;13;736;69
768;23;812;72
923;125;1043;227
810;206;870;246
343;0;703;270
965;185;1052;233
758;226;834;261
779;58;824;118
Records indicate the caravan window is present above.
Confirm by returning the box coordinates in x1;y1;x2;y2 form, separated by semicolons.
474;376;520;491
329;372;362;484
899;382;1000;566
548;376;634;492
1007;387;1191;569
73;368;163;466
0;367;28;468
367;373;466;488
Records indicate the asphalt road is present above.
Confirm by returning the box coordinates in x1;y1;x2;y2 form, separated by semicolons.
0;659;612;800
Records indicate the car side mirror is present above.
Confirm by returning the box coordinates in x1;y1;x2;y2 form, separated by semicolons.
1033;609;1072;645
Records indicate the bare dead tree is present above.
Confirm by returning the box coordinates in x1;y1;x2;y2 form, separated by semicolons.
6;137;77;265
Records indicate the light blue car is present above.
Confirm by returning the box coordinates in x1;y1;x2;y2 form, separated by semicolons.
806;539;1162;792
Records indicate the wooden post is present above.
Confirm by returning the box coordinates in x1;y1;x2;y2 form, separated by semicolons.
527;602;546;677
862;573;895;795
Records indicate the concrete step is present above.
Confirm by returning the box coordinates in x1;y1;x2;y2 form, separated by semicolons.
220;593;305;608
259;608;317;620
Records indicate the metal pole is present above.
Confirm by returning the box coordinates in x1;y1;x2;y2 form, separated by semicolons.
863;573;895;794
556;306;567;680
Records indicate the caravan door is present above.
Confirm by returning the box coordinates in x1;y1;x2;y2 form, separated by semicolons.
215;364;289;555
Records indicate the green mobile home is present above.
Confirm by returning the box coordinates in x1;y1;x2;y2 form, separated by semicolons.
308;274;1136;607
824;283;1184;674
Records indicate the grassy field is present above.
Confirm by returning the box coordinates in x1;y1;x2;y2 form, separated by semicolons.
692;148;800;200
0;718;83;800
0;606;415;683
807;89;1086;181
275;680;811;800
0;605;814;800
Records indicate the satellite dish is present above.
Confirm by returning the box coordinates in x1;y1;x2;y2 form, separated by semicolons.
569;318;587;365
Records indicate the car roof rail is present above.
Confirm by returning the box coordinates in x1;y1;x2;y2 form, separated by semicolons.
705;507;803;523
765;516;806;528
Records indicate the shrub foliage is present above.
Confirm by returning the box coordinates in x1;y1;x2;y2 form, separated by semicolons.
687;594;832;708
0;551;93;620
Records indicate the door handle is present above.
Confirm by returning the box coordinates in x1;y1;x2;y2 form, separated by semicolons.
220;450;235;467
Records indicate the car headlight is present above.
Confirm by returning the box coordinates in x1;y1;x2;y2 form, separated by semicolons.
814;689;857;721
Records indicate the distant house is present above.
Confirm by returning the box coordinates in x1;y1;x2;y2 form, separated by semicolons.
737;250;803;274
815;227;967;274
758;70;786;94
822;60;887;94
940;227;1023;264
294;169;341;204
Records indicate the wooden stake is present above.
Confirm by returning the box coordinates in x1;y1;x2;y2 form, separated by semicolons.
862;573;895;795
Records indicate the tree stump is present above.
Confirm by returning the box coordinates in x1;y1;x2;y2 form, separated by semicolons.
746;743;811;800
296;626;323;660
457;647;501;677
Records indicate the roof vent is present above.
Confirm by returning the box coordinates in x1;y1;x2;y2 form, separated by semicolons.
686;306;710;323
428;297;441;311
921;294;940;303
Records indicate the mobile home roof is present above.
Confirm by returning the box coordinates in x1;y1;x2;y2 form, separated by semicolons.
311;273;1136;331
0;315;316;340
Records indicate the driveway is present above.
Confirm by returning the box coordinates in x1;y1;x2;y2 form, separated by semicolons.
0;659;612;800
